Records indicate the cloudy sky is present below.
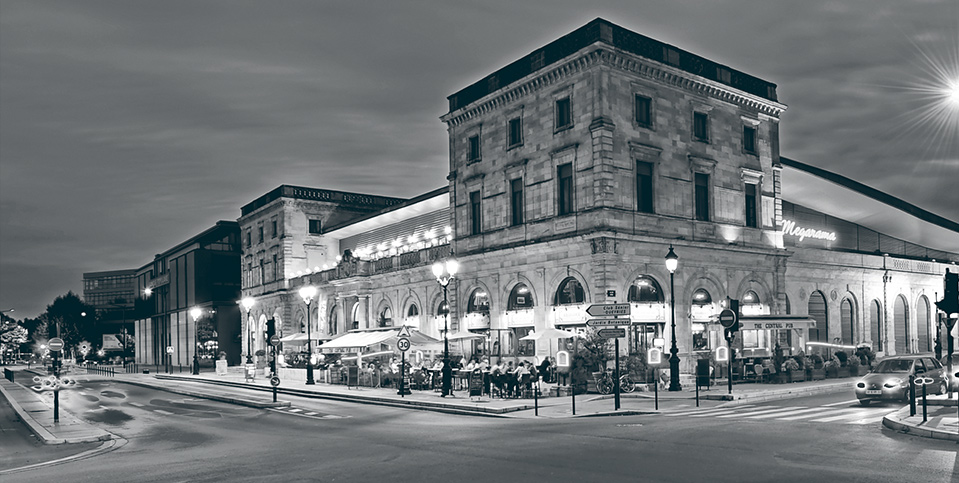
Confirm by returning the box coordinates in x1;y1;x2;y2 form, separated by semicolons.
1;0;957;318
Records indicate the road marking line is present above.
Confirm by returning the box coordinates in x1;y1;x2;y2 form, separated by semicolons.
154;409;173;415
128;402;144;407
288;408;303;412
823;399;860;407
848;415;886;425
668;405;757;417
810;409;880;422
716;407;805;418
304;412;318;416
743;407;821;419
775;407;837;420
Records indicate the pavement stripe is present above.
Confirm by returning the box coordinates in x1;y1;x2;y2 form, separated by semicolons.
775;407;837;420
668;405;757;417
743;407;822;419
686;409;747;418
288;408;303;412
154;409;173;415
822;399;860;407
847;415;887;425
810;408;886;422
304;412;318;416
716;406;805;418
128;402;144;407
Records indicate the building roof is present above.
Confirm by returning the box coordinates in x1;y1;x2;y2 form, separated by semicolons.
446;17;778;113
780;157;959;255
323;186;449;235
240;185;407;217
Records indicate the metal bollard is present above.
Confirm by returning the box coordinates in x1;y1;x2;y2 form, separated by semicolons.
909;375;916;416
922;383;928;422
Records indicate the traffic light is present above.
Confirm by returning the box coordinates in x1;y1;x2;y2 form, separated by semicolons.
936;269;959;322
266;318;276;339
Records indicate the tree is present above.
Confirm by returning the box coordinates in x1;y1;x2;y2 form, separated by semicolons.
1;318;28;361
42;292;98;355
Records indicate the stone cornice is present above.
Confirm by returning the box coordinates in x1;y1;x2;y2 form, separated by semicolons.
441;46;787;128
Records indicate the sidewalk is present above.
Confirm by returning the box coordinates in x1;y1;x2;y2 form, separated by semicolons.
882;394;959;441
0;373;115;444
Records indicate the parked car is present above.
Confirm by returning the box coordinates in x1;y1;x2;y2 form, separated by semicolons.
939;354;959;391
854;355;946;406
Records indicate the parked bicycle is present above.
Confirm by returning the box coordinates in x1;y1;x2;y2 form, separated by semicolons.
595;369;636;395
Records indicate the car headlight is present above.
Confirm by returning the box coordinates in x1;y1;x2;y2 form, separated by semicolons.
883;378;902;388
856;382;866;388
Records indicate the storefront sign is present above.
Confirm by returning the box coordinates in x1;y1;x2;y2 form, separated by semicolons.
745;322;795;330
781;219;837;242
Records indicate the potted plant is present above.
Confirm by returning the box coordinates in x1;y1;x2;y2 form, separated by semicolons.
824;358;839;378
846;353;867;376
855;345;876;370
807;354;826;380
835;352;852;378
784;357;804;382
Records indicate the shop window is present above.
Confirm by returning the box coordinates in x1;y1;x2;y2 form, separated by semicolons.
467;289;490;315
516;327;535;357
555;97;572;131
628;276;662;303
508;283;534;310
508;117;523;148
555;277;585;305
510;178;524;226
636;161;654;214
840;299;854;345
558;163;573;215
634;94;652;128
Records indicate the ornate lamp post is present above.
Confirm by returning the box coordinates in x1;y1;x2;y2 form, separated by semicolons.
239;297;255;364
190;307;202;375
665;245;682;391
299;285;318;385
432;258;459;397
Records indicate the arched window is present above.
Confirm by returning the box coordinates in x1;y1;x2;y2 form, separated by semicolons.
840;299;854;345
467;289;490;314
407;304;419;317
351;303;360;330
870;300;882;351
742;290;759;305
508;283;534;310
437;299;449;316
808;291;828;343
917;296;930;352
628;276;662;303
692;289;712;305
894;295;908;354
554;277;585;305
328;306;338;335
378;306;392;328
785;295;791;315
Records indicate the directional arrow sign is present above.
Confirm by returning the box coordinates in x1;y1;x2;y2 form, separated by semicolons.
586;303;630;317
597;328;626;338
588;318;627;327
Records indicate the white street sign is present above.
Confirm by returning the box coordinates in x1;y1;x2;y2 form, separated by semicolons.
586;303;630;317
588;318;628;327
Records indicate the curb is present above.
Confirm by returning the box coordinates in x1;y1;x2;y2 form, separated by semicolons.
117;377;291;409
0;379;115;444
882;407;959;442
703;381;856;404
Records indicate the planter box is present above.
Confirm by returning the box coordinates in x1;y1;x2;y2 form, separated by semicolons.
837;367;852;378
788;370;806;383
856;366;869;376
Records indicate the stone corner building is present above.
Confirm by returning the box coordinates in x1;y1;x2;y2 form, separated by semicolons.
234;18;958;373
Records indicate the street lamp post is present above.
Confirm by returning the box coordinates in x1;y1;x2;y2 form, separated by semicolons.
432;258;459;397
239;297;255;364
299;285;317;385
190;307;202;375
665;245;682;392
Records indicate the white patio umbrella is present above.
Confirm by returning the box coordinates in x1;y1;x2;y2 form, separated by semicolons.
520;327;577;362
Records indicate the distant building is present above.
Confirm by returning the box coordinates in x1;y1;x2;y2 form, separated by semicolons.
134;221;242;366
82;269;137;350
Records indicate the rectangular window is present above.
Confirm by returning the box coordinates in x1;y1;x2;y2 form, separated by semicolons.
694;173;710;221
636;161;654;213
308;219;322;235
510;178;524;226
272;254;279;280
745;183;758;228
693;112;709;142
468;135;481;162
743;125;757;154
245;229;251;248
271;219;277;238
558;163;573;215
470;191;482;235
634;95;652;128
257;226;264;244
555;97;572;131
508;117;523;147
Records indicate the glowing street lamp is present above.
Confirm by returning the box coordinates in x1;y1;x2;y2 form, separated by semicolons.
665;245;681;392
432;258;459;397
239;297;256;363
299;285;318;385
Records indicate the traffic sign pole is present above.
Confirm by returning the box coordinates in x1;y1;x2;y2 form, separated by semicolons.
614;338;620;411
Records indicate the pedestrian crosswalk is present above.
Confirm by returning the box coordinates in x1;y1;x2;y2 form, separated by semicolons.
268;405;347;420
665;403;893;425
